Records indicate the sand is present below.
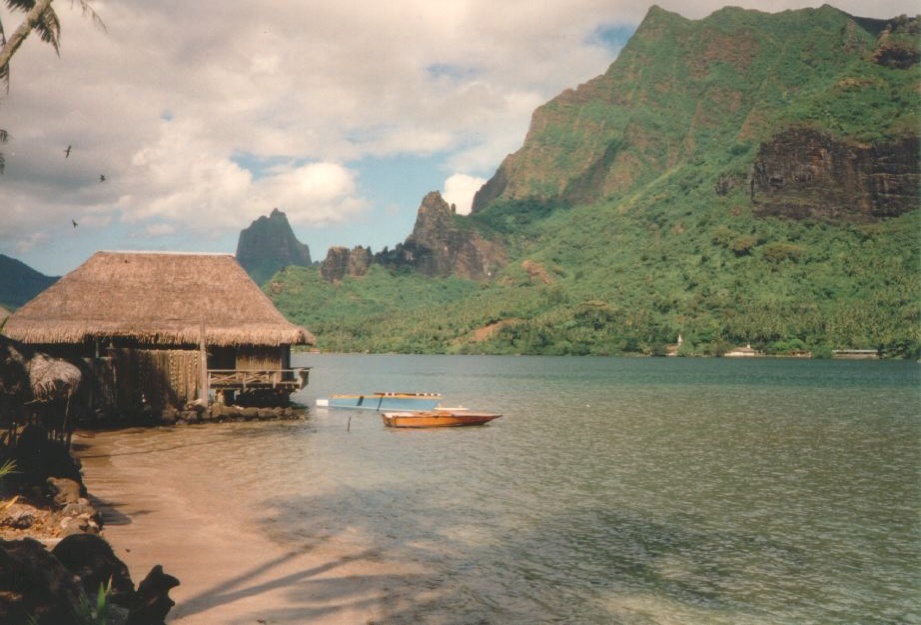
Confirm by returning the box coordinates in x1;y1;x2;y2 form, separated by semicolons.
74;431;426;625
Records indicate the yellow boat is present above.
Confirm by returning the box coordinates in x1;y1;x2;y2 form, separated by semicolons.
381;409;501;428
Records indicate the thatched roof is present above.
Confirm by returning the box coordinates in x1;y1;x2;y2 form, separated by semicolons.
3;251;315;348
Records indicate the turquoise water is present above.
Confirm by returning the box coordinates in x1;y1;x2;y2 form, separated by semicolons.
100;355;921;624
278;355;920;624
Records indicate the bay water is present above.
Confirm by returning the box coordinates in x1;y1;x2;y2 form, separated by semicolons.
88;355;921;624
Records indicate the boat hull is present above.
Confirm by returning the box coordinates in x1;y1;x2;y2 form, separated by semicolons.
317;392;442;411
381;410;501;428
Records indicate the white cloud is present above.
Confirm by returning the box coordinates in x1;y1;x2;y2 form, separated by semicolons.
251;162;370;225
443;174;487;216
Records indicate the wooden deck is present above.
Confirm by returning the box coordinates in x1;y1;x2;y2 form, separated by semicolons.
207;368;310;392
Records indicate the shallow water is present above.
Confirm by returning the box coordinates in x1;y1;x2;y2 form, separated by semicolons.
85;355;921;624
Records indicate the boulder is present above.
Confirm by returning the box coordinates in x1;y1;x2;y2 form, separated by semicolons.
47;477;82;508
126;565;180;625
52;534;135;609
0;537;86;625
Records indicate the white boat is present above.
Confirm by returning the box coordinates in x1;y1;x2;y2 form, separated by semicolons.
316;391;442;411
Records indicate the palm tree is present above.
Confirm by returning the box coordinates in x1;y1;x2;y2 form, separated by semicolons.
0;0;102;172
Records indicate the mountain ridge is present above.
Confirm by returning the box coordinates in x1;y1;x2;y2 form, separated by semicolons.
0;254;58;310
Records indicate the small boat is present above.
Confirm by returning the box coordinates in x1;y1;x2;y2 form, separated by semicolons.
316;392;442;411
381;409;502;428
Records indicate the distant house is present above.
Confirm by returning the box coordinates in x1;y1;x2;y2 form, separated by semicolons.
724;344;761;358
3;251;315;414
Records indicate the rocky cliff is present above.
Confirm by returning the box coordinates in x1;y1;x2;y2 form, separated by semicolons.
235;208;312;284
381;192;506;280
315;192;506;283
752;129;920;220
319;246;372;283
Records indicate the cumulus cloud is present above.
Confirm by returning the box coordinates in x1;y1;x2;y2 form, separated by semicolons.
443;174;488;216
250;162;370;225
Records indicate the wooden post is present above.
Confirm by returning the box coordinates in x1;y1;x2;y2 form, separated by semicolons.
199;320;209;402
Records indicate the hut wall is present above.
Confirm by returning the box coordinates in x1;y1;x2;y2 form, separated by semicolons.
108;348;201;410
235;346;286;371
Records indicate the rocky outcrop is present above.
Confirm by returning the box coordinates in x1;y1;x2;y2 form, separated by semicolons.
236;208;312;284
0;535;179;625
319;246;372;283
383;192;506;280
872;15;920;69
751;129;920;221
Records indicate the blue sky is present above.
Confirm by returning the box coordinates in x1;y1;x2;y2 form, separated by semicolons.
0;0;915;277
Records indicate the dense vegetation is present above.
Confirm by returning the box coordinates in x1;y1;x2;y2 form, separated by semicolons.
267;6;920;358
271;189;919;358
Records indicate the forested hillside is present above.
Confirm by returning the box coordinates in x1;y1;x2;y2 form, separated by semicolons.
268;5;920;358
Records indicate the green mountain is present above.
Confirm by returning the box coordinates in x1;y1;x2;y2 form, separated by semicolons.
268;5;921;358
0;254;58;310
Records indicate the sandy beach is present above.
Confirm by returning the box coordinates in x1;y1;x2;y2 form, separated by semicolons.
74;429;426;625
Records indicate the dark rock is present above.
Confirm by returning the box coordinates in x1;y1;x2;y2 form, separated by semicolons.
380;191;506;281
159;407;179;424
0;537;87;625
126;565;179;625
1;511;35;530
16;425;84;488
236;208;312;284
320;246;372;282
52;534;135;609
752;129;920;221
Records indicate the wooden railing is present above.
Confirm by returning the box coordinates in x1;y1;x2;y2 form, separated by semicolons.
207;368;311;391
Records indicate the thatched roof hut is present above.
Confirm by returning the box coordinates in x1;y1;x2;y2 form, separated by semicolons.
4;251;314;348
4;252;314;412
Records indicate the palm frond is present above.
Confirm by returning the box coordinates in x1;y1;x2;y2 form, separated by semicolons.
34;4;61;54
71;0;106;33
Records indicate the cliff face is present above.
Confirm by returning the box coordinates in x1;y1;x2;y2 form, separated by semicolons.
471;6;919;222
319;246;372;283
236;208;312;284
752;129;920;220
385;192;506;280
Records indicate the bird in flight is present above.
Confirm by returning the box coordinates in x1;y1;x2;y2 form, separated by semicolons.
72;219;78;228
99;174;106;182
64;145;72;158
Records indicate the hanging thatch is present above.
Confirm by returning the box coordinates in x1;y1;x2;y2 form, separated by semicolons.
0;334;30;400
3;251;315;348
0;335;81;403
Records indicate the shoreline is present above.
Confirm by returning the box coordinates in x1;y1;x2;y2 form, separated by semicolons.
74;427;425;624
